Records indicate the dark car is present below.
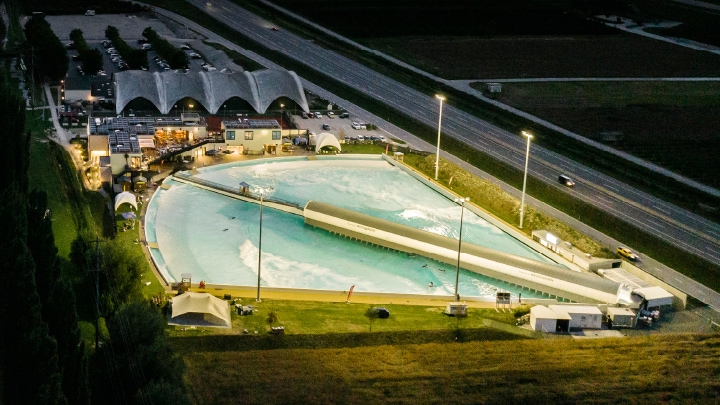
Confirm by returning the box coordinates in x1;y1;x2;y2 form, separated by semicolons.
322;124;330;130
372;307;390;319
339;112;349;118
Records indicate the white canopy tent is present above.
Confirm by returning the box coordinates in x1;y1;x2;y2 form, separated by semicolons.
315;132;341;153
114;191;138;211
169;292;231;328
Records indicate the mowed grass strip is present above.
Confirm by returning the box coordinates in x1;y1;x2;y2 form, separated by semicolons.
167;299;522;339
180;334;720;404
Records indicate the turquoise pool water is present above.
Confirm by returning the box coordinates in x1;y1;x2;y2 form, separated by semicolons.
145;155;558;299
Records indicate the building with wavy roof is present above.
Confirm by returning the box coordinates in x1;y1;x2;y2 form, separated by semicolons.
114;69;309;115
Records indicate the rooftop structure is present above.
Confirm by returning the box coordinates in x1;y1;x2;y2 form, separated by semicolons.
114;69;309;115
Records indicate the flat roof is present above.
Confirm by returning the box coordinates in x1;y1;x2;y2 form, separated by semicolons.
635;286;673;301
607;307;635;316
532;305;572;320
549;305;603;315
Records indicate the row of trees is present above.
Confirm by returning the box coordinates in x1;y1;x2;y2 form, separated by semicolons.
0;67;87;404
105;25;146;69
24;15;68;82
0;60;189;403
142;27;189;69
69;29;103;75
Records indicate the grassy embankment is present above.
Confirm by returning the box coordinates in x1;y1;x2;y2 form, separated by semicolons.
177;332;720;404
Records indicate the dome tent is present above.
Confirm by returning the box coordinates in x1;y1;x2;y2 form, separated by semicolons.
315;132;341;153
114;191;138;211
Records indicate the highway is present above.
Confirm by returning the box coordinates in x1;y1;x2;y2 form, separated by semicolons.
188;0;720;267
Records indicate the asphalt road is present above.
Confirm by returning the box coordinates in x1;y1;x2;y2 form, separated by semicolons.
140;2;720;310
186;0;720;266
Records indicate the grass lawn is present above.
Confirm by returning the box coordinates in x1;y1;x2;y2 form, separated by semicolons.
26;110;82;258
167;298;524;338
179;333;720;404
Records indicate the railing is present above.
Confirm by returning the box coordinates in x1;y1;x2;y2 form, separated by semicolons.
173;172;301;209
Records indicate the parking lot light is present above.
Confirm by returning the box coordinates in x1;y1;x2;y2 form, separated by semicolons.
435;94;445;180
520;131;533;229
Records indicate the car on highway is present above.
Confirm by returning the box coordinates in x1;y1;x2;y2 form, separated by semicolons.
180;44;191;50
271;27;279;31
617;247;639;261
558;174;575;187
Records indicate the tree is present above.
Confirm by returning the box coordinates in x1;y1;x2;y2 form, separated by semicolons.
0;80;65;404
93;301;188;405
364;307;380;331
24;15;68;81
98;239;144;315
267;311;278;326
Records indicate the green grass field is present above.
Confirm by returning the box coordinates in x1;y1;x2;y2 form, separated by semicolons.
177;333;720;404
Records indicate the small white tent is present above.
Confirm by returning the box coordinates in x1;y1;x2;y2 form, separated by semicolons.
114;191;138;211
315;132;341;153
169;292;231;328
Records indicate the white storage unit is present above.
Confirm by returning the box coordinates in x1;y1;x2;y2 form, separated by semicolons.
607;307;636;328
635;286;674;309
549;305;603;330
530;306;571;333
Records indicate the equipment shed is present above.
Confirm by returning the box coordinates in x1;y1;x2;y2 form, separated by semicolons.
549;305;603;330
607;307;636;328
635;286;674;309
530;305;571;333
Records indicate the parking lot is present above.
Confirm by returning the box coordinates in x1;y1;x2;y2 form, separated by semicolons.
296;113;386;143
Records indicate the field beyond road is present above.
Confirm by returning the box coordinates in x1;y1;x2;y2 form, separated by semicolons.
177;333;720;404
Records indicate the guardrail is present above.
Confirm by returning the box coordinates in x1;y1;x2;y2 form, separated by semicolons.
174;172;301;209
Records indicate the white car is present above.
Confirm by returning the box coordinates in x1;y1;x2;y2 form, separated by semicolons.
351;122;366;130
327;111;334;118
315;112;322;119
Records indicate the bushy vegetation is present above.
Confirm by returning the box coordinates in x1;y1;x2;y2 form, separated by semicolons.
142;26;189;69
105;25;147;69
24;15;68;82
69;28;103;74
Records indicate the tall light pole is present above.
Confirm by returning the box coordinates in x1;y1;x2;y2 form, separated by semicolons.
519;131;533;229
280;103;285;128
434;94;445;180
256;190;264;302
454;197;469;302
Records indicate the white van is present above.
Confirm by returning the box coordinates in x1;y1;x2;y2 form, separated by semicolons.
85;10;95;16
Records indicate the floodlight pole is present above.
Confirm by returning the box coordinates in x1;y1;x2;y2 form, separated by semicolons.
434;95;445;180
256;191;264;302
454;197;469;302
519;131;533;229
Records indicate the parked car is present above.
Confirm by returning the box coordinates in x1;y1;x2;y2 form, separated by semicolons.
617;247;639;261
301;112;308;119
351;122;366;130
315;112;322;118
327;111;335;118
308;112;315;118
339;112;349;118
181;44;191;50
322;124;330;130
558;174;575;187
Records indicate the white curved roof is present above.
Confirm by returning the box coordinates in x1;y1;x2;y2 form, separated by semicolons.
114;69;309;114
114;191;137;211
315;132;341;153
